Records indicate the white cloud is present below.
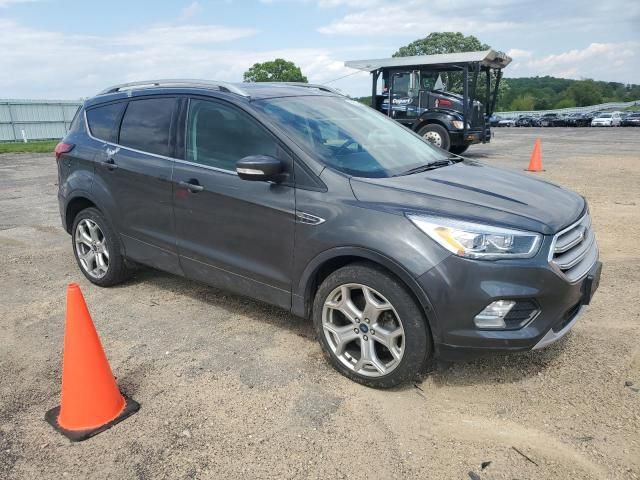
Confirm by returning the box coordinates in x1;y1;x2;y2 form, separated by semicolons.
507;48;532;60
317;0;518;35
116;24;257;47
179;1;203;20
0;18;366;98
507;42;639;83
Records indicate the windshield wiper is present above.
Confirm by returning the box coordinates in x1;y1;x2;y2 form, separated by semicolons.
394;159;455;176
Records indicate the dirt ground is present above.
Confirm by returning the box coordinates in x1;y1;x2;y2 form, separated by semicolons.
1;127;639;480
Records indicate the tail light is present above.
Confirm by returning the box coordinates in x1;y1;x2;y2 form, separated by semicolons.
435;98;453;108
55;142;75;161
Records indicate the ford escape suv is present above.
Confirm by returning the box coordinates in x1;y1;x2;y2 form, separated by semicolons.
56;80;601;388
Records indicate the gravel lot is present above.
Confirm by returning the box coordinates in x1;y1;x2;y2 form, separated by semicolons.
1;127;639;479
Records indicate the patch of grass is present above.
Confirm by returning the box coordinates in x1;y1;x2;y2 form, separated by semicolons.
0;140;59;154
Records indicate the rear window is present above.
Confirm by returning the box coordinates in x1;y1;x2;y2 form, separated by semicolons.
118;98;176;157
86;103;126;142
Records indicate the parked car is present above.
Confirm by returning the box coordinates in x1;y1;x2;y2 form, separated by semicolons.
489;115;501;127
591;112;621;127
515;116;541;127
497;118;516;127
565;113;592;127
621;112;640;126
56;80;601;388
540;113;567;127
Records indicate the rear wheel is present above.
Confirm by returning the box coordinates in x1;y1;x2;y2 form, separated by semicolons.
313;263;431;388
72;207;132;287
449;145;469;155
417;124;451;151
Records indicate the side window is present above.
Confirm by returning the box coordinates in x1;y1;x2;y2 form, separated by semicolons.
119;98;176;157
86;103;125;142
187;99;278;171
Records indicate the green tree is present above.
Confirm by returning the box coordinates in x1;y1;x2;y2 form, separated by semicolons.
554;98;576;109
243;58;308;83
509;94;536;111
566;80;602;106
392;32;489;57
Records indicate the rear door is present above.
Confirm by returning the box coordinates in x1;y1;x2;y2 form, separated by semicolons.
91;96;181;274
172;97;295;308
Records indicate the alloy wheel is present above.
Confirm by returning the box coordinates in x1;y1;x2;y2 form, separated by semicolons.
74;219;109;279
322;283;405;377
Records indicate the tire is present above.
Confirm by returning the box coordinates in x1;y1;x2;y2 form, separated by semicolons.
71;207;132;287
449;145;469;155
312;262;431;388
417;124;451;151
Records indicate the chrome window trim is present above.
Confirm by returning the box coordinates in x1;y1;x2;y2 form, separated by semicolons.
84;105;238;175
84;105;179;162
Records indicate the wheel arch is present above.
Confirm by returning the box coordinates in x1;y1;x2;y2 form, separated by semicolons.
295;247;439;342
64;195;98;233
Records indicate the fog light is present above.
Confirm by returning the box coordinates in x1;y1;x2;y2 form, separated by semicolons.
474;300;516;329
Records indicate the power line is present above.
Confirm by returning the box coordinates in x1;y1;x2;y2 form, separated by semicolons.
322;70;363;85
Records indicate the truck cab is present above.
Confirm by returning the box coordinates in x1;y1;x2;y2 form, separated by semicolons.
345;50;511;154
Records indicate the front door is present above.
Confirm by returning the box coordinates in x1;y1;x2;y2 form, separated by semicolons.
172;98;295;309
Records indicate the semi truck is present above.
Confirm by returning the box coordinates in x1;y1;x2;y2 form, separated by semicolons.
344;50;511;154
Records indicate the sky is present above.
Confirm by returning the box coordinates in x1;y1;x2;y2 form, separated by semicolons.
1;0;638;99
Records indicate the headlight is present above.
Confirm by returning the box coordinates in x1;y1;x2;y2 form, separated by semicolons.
451;121;469;129
406;214;542;260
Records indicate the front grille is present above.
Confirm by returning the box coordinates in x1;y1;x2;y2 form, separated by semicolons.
550;213;598;282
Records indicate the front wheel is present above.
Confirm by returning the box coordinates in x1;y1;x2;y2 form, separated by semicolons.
417;124;451;151
313;263;431;388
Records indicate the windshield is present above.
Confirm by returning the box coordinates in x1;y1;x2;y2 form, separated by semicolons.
599;114;612;118
253;96;449;178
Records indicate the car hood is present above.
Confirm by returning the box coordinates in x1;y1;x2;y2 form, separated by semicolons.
349;161;585;235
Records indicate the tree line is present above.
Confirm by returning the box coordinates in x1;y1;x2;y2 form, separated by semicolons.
498;77;640;111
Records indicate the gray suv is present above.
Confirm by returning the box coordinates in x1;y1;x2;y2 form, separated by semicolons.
56;80;601;388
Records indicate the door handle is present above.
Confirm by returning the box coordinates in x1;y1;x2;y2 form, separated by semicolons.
101;158;118;170
179;180;204;193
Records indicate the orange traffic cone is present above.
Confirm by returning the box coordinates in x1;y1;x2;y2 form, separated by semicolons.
45;283;139;441
526;139;544;172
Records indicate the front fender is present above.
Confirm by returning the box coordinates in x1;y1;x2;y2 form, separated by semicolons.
412;110;463;132
293;246;441;343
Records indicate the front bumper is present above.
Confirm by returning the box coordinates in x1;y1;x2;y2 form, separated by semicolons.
450;129;485;146
417;238;601;362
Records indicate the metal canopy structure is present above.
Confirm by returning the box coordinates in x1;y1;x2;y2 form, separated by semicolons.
344;49;512;72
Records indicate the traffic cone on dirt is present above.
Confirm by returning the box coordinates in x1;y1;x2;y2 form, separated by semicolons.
526;138;544;172
45;283;139;441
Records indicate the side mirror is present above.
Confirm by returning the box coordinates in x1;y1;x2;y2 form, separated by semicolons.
236;155;283;182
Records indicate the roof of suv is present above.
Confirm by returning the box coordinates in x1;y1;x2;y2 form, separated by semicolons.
86;80;342;108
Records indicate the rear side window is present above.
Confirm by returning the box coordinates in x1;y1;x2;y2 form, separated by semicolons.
86;103;125;142
119;98;176;157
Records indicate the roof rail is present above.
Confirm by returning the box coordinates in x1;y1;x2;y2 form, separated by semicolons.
279;82;345;96
97;79;250;97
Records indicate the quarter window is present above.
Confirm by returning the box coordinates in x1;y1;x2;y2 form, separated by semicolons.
186;99;278;171
119;98;176;157
86;103;125;143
